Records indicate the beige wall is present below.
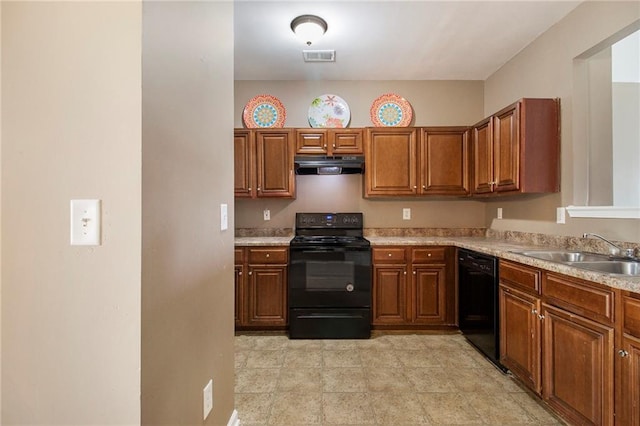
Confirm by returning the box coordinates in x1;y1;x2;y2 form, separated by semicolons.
0;1;3;415
235;80;487;229
2;2;142;424
142;3;235;425
483;1;640;243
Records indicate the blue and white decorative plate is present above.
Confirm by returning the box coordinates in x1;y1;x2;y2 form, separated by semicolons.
370;93;413;127
308;94;351;128
243;95;286;128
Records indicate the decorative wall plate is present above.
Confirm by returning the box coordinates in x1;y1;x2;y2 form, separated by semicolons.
370;93;413;127
242;95;286;128
308;94;351;128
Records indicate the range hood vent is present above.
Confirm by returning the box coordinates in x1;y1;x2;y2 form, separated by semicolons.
303;50;336;62
294;155;364;175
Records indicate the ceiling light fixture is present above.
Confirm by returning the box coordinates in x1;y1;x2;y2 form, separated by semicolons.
290;15;328;46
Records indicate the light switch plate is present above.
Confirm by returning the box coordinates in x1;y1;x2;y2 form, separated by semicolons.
220;204;228;231
497;207;503;219
70;199;101;246
402;208;411;220
263;209;271;221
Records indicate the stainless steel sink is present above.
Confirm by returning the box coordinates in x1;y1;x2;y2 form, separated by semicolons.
515;250;609;263
565;261;640;276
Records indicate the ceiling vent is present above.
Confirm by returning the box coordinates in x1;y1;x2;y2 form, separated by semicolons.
303;50;336;62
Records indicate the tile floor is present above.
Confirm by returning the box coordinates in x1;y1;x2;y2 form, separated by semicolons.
234;332;565;425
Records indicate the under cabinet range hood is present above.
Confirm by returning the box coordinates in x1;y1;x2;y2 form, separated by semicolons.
294;155;365;175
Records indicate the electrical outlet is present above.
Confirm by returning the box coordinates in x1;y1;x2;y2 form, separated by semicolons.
263;209;271;221
203;379;213;420
556;207;566;224
497;207;503;219
402;208;411;220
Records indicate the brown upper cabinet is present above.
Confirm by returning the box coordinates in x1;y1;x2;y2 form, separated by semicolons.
365;128;418;196
471;98;560;196
364;127;469;197
295;128;364;155
234;129;295;198
420;127;470;196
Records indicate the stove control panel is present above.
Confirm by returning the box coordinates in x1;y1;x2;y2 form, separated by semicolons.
296;212;363;228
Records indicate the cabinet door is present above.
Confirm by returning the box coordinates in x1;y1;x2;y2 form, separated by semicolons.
365;128;417;196
295;129;328;155
234;130;255;198
619;334;640;426
499;285;541;394
493;103;520;192
255;130;295;198
247;265;287;326
542;303;614;426
235;264;244;326
411;265;447;323
472;118;493;194
420;127;469;196
331;129;363;154
373;265;408;324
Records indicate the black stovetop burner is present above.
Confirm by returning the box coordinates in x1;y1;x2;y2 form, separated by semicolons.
290;213;369;248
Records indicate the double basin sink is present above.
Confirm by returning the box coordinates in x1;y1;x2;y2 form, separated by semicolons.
514;250;640;277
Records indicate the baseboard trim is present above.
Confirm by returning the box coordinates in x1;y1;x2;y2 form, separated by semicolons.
227;409;240;426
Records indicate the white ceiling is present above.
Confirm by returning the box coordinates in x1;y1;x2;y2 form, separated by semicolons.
234;1;581;81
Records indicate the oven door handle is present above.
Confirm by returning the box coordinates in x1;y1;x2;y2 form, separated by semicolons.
297;314;366;319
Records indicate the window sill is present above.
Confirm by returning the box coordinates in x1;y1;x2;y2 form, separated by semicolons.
566;206;640;219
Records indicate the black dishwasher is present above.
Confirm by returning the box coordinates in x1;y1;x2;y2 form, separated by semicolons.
458;248;504;371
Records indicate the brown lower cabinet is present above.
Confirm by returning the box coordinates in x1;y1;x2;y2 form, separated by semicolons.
500;260;621;426
372;246;455;327
235;246;288;328
619;291;640;425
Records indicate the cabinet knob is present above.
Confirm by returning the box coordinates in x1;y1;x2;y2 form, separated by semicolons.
248;271;252;276
403;271;407;275
332;143;336;149
412;271;416;275
427;253;431;257
239;271;242;275
248;187;252;191
388;253;392;257
257;187;261;191
531;309;538;315
422;185;427;189
323;144;327;149
538;314;545;320
413;185;417;189
619;349;630;358
266;253;270;258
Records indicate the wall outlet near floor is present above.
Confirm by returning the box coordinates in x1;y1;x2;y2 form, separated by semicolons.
497;207;503;219
263;209;271;221
402;208;411;220
556;207;566;224
203;379;213;420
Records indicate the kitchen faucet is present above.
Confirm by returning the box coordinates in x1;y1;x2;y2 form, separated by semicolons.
582;233;637;259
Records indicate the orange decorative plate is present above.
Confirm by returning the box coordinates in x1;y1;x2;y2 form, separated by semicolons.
243;95;286;128
370;93;413;127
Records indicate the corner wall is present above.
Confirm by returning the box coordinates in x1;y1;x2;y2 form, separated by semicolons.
1;3;142;423
483;1;640;242
142;3;235;424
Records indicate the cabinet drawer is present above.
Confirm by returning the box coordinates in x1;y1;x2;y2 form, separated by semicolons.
411;247;446;263
235;248;244;263
623;293;640;337
542;272;615;324
248;247;288;264
500;260;541;294
373;247;407;263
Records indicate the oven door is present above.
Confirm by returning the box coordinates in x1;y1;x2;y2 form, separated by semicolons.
289;246;371;308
